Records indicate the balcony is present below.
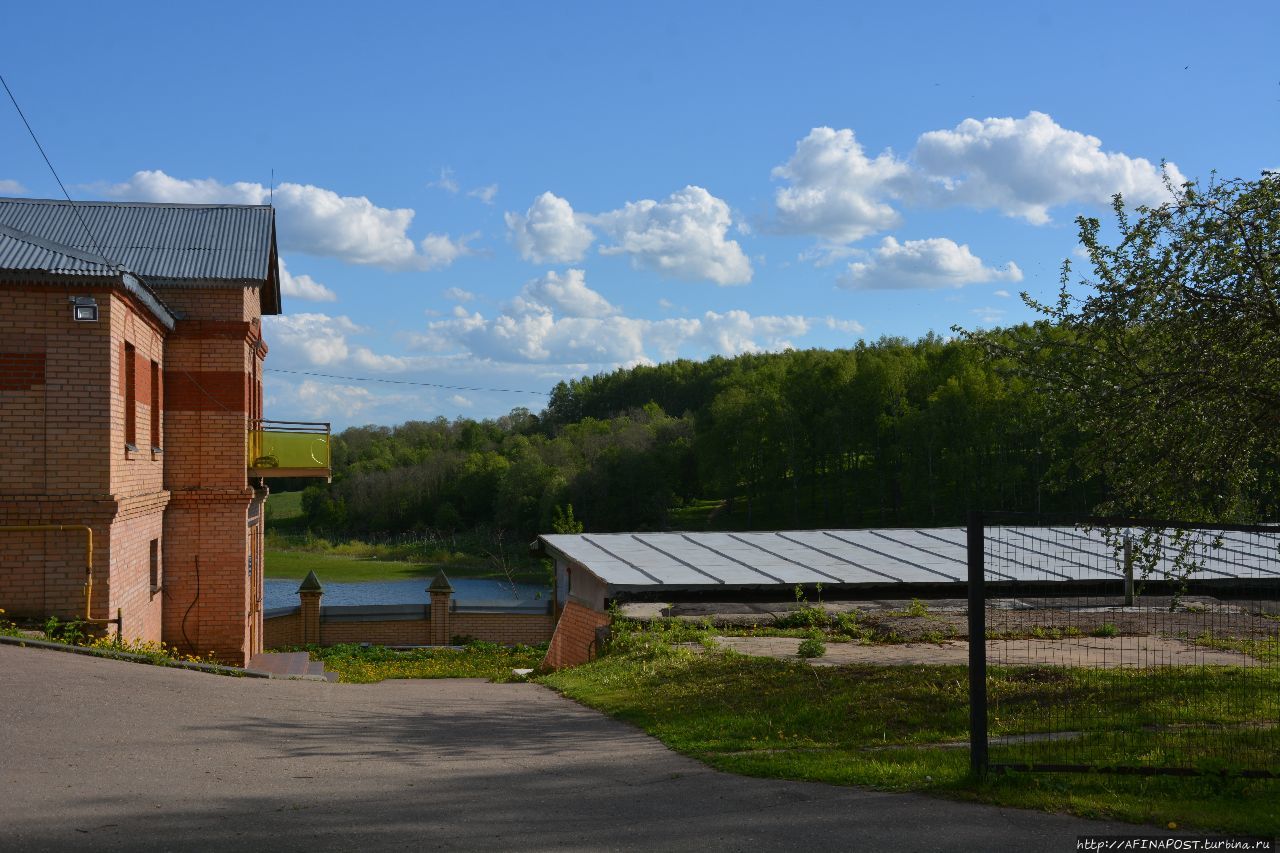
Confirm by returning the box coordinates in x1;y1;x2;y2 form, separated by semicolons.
248;420;332;480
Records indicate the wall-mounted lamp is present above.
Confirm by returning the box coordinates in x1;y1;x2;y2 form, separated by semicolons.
71;296;98;322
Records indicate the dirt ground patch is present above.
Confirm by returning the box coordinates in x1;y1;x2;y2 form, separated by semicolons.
625;596;1280;644
711;634;1257;667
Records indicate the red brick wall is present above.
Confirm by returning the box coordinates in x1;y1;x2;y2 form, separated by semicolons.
319;619;432;647
259;610;554;650
1;279;272;664
161;492;253;663
0;285;112;496
152;286;263;666
0;352;44;390
108;495;168;642
0;284;168;645
451;613;555;646
263;610;301;648
542;599;612;671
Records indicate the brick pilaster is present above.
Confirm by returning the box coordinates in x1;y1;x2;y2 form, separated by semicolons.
428;571;453;645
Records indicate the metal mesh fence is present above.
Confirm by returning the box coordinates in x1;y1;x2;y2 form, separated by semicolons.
968;512;1280;777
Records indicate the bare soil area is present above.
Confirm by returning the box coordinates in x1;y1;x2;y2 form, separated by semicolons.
625;596;1280;644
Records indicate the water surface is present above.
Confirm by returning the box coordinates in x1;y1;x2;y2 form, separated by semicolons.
264;577;550;611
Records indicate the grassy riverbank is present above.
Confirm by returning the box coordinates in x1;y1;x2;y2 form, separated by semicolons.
539;619;1280;836
263;492;547;584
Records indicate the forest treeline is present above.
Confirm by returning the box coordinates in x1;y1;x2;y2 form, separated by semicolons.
296;328;1104;540
291;175;1280;539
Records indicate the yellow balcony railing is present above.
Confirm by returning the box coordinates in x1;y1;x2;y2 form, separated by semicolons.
248;420;332;479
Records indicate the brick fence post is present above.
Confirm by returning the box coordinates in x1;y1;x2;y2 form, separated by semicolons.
299;570;323;645
429;571;453;645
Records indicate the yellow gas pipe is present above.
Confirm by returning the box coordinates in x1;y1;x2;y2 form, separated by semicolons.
0;525;121;639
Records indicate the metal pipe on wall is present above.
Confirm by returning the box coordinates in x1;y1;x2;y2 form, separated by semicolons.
0;524;121;639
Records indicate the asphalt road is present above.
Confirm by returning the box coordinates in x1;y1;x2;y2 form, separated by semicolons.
0;643;1146;852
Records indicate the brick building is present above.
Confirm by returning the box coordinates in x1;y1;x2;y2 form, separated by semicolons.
0;197;329;665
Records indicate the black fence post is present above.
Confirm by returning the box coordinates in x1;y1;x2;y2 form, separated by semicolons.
967;510;988;777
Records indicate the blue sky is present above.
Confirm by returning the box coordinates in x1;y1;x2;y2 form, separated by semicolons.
3;1;1276;428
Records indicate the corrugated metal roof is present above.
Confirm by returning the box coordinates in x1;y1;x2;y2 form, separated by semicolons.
0;224;177;329
0;223;122;275
0;197;274;283
539;528;1278;591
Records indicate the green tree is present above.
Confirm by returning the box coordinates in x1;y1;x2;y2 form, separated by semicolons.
971;173;1280;520
551;503;584;534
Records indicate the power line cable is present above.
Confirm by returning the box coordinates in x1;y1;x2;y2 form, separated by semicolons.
1;74;112;264
264;367;550;396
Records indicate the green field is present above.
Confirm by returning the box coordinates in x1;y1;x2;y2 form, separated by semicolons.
264;550;544;584
540;619;1280;836
263;490;547;584
267;490;305;519
265;551;441;583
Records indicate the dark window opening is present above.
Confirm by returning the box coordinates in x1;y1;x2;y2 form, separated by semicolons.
149;538;160;596
150;359;161;451
124;343;137;450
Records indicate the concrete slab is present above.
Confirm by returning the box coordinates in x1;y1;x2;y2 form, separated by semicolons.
0;643;1159;852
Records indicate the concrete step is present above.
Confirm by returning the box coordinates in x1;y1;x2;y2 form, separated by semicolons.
247;652;335;681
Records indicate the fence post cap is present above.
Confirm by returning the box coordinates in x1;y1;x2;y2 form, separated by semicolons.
298;570;324;594
428;571;454;594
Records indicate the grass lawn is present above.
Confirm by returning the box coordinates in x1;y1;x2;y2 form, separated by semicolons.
539;620;1280;836
303;642;545;682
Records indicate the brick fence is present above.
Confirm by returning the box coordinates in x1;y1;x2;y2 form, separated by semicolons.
263;571;555;649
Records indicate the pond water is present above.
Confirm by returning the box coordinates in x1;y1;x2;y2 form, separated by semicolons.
264;577;550;611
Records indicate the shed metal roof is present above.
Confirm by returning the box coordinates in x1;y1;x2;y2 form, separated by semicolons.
0;197;280;313
539;528;1278;593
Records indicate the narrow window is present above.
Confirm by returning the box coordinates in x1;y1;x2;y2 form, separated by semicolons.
150;360;161;450
149;538;160;596
124;343;137;449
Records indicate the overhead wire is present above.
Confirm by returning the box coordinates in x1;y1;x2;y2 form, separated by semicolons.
2;75;549;403
264;367;551;396
1;73;113;265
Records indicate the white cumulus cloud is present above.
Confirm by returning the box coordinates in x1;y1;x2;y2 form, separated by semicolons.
443;286;476;302
0;179;27;195
420;232;477;269
510;269;617;319
277;257;337;302
913;111;1185;224
772;127;911;243
505;191;595;264
824;317;866;334
294;380;377;419
97;170;472;271
263;313;364;366
429;168;459;194
593;186;752;285
468;184;498;204
415;284;805;367
838;237;1023;290
773;115;1187;257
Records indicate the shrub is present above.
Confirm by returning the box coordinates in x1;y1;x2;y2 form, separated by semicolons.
797;637;826;658
43;616;87;645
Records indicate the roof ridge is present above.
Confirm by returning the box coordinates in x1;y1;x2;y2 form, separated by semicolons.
0;196;272;210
